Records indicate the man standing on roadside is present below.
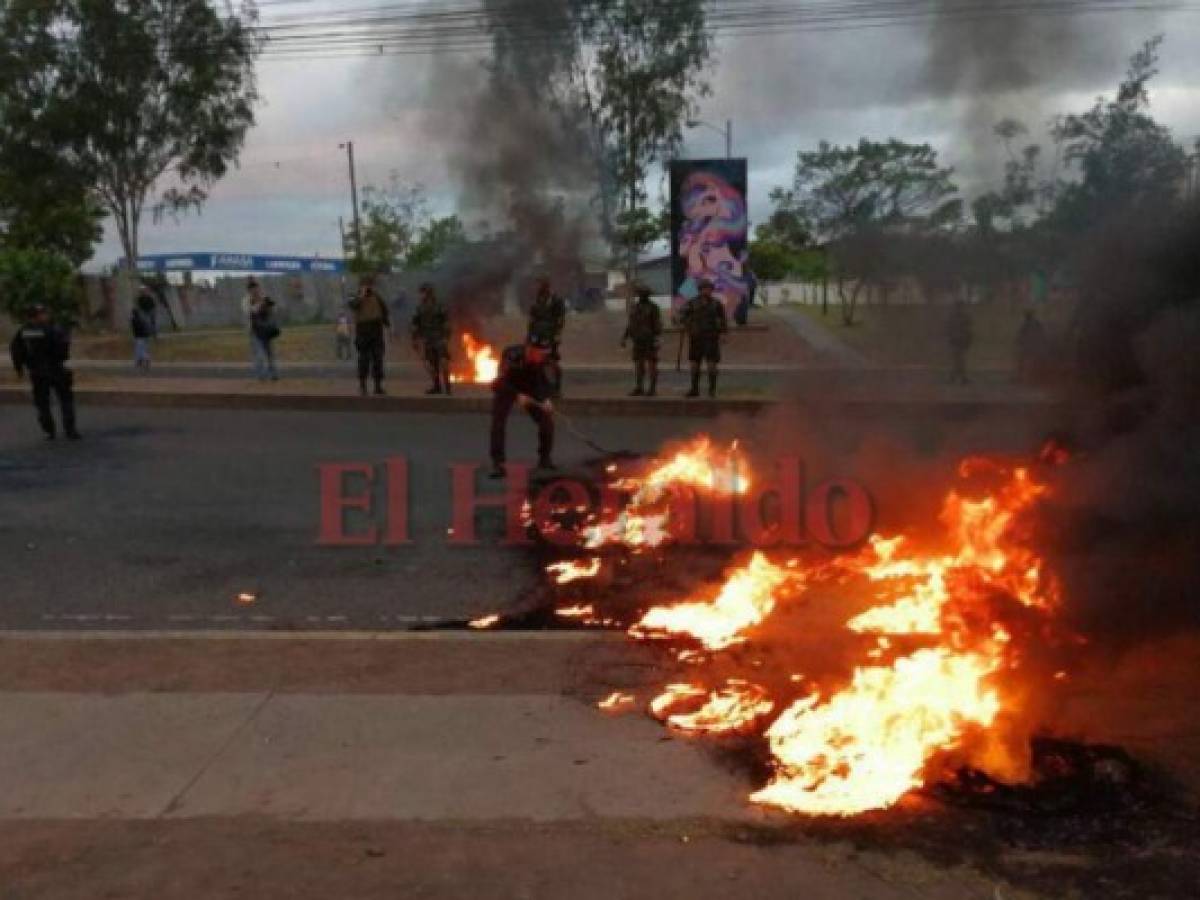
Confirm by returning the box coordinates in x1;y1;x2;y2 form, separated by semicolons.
621;285;662;397
528;277;566;396
410;282;452;395
678;278;728;398
241;278;263;375
131;289;156;371
10;304;80;440
350;274;391;396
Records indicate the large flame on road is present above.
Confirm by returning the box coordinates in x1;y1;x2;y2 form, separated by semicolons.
544;437;1070;817
582;436;750;551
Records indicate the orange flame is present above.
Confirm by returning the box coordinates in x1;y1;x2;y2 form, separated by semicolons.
569;442;1069;817
583;437;751;552
451;333;499;384
632;551;796;650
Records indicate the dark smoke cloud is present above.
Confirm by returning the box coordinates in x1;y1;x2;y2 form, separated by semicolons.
923;4;1160;184
418;0;601;316
1040;202;1200;647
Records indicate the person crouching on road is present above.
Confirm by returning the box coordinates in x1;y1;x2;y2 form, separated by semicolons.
350;275;391;396
410;282;452;395
250;297;281;381
9;304;80;440
489;332;556;479
131;288;157;371
621;285;662;396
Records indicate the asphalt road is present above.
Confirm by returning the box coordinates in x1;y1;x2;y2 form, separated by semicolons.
0;402;1046;631
0;405;717;631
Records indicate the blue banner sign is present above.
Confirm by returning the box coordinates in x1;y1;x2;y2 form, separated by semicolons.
130;253;345;274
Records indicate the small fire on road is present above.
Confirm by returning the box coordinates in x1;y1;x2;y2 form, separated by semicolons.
450;333;499;384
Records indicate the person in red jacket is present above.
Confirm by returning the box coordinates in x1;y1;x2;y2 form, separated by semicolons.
489;332;556;479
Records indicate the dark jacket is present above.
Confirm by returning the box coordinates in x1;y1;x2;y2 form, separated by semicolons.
623;299;663;347
679;296;728;339
131;308;155;339
251;305;281;343
528;293;566;342
410;299;451;347
494;345;553;402
10;322;71;379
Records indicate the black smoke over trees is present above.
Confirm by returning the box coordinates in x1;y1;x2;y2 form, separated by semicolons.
1038;201;1200;648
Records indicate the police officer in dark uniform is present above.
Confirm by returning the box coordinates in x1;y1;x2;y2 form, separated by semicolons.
489;332;556;479
9;304;80;440
678;278;728;398
349;274;392;396
410;282;452;395
620;285;662;396
528;278;566;396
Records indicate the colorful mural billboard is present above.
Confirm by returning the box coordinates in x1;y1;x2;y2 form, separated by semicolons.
669;159;749;316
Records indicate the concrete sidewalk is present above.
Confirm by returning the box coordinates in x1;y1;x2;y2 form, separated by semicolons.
0;633;1030;899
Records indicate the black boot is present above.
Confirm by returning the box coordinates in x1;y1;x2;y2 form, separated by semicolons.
537;456;557;471
685;374;700;398
373;381;386;396
359;380;368;397
489;462;506;480
708;370;718;398
426;383;442;395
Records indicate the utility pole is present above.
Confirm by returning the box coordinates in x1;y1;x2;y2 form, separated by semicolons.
339;141;362;259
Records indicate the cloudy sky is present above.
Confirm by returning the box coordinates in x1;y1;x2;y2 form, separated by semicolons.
86;1;1200;270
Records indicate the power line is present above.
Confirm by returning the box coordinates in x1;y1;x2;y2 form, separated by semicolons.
246;0;1200;61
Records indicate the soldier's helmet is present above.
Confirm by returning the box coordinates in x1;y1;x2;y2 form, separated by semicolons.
698;278;715;290
27;303;48;319
636;285;652;301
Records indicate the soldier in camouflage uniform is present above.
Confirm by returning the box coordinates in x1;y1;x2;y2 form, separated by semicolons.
678;278;728;398
620;285;663;396
410;283;452;395
528;278;566;396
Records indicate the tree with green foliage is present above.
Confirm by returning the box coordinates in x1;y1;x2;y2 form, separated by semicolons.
405;216;468;271
1050;35;1188;231
573;1;711;219
773;139;961;324
574;1;710;286
0;0;104;264
1;0;262;269
355;177;428;274
0;248;78;324
749;206;812;282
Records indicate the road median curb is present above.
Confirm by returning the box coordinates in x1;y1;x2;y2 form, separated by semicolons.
0;384;1059;416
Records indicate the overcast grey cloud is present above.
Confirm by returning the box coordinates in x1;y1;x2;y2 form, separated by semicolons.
87;3;1200;270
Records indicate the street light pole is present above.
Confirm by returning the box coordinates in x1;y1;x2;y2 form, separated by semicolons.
339;141;362;258
686;118;734;159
